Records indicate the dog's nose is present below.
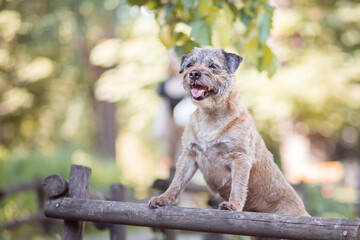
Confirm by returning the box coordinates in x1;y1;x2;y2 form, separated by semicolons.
189;70;201;80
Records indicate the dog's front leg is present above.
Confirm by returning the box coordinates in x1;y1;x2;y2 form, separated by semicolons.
148;150;198;208
219;155;252;211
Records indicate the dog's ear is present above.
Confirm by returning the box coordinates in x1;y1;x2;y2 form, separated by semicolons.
179;53;190;74
222;50;243;74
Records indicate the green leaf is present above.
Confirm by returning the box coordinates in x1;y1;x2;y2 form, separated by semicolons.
212;17;231;47
259;44;279;76
244;1;256;17
182;0;194;8
228;3;239;18
261;2;274;13
258;10;272;44
175;40;198;56
222;3;235;24
199;0;213;16
164;3;174;23
240;9;252;28
159;25;175;48
190;20;211;45
128;0;148;6
184;40;198;53
243;37;259;63
208;6;220;14
146;0;160;10
174;32;190;45
175;46;185;57
205;14;217;24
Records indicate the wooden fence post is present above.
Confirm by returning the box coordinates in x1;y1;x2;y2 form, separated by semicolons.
62;165;91;240
109;184;127;240
163;229;176;240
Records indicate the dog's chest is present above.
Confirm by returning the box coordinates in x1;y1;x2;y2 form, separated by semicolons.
189;121;237;171
190;139;233;199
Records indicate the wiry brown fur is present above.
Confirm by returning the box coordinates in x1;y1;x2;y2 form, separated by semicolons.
149;48;309;239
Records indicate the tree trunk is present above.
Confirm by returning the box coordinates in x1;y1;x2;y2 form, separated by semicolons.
73;7;118;160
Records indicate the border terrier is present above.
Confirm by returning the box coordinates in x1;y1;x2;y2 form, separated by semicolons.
149;48;309;223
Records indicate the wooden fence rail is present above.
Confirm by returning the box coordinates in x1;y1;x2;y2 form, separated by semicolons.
44;197;360;240
42;164;360;240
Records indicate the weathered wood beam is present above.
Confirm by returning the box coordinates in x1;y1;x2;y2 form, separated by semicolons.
61;165;91;240
44;197;360;240
42;174;69;198
42;174;108;201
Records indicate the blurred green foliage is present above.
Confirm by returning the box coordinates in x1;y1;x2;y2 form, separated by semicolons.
238;0;360;160
129;0;279;75
305;184;357;219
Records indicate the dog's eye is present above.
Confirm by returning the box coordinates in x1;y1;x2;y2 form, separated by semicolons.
209;64;218;69
187;63;194;68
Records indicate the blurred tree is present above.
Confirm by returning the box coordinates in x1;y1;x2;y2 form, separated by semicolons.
129;0;279;75
235;0;360;185
272;0;360;159
71;1;118;159
0;0;125;158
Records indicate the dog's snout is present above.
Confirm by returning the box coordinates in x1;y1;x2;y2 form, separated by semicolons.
189;70;201;81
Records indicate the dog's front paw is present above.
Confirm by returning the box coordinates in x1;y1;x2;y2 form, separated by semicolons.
218;201;240;211
148;196;172;209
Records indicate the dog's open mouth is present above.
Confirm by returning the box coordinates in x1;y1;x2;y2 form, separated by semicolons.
190;84;213;101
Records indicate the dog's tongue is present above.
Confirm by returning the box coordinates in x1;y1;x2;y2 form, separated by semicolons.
191;88;205;98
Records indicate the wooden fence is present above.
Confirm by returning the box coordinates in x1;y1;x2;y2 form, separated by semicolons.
42;164;360;240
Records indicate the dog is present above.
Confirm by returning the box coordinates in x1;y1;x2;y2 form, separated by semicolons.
148;48;309;237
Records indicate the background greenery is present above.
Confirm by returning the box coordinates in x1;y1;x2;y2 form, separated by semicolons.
0;0;359;239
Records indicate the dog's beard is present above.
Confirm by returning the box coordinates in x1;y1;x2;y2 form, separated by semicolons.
215;78;231;98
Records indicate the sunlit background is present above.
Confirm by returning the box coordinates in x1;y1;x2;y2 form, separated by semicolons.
0;0;359;239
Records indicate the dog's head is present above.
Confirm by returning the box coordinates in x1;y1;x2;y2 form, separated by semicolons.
179;48;242;105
